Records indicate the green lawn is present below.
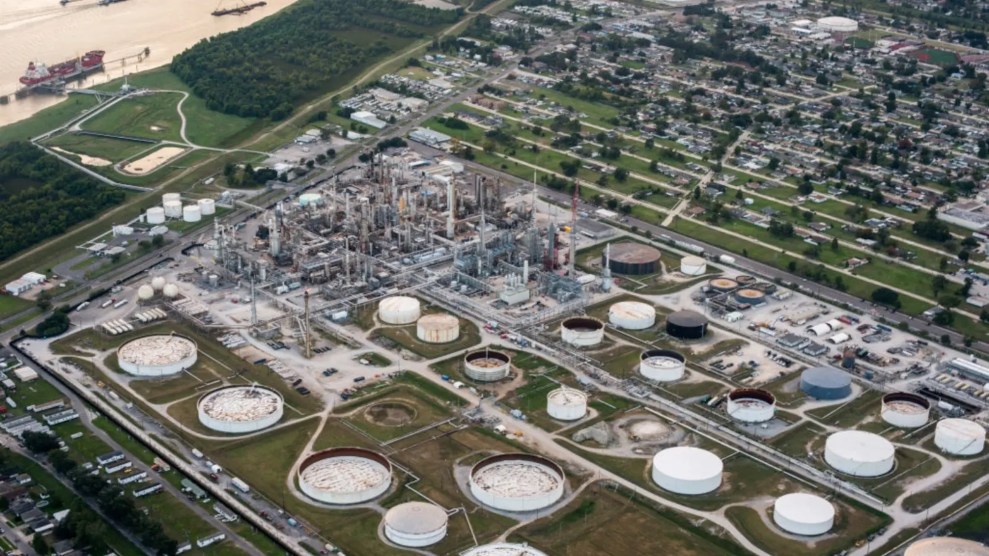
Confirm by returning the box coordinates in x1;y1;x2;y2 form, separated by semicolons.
82;92;184;142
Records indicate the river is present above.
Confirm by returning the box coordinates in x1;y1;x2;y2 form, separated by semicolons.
0;0;301;128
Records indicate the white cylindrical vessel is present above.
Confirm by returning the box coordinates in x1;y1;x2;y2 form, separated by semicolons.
299;193;322;207
197;386;284;434
182;205;202;222
383;502;448;547
680;255;707;275
137;285;155;301
824;430;895;477
461;543;549;556
773;493;835;536
651;447;722;495
934;418;986;456
163;200;183;218
298;448;392;505
608;301;656;330
378;296;421;325
464;349;511;382
469;454;565;512
546;388;587;421
560;317;604;347
162;193;181;204
415;314;460;344
726;389;776;423
639;349;685;382
197;198;216;215
117;335;197;377
881;392;931;429
146;207;166;225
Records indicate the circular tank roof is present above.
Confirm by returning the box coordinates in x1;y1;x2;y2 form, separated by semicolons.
417;314;458;329
652;447;722;482
826;430;895;465
461;543;549;556
802;366;851;388
562;317;604;331
774;493;835;525
118;335;196;367
667;310;708;327
609;301;656;320
610;242;661;263
709;278;738;289
905;538;989;556
548;388;587;406
384;502;448;535
199;386;282;422
736;288;764;299
682;255;705;266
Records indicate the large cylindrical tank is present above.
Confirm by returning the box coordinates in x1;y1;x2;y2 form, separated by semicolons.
880;392;930;428
651;447;722;495
773;493;834;536
824;430;895;477
378;296;421;325
416;314;460;344
708;278;738;292
560;317;604;347
117;335;198;377
604;242;661;275
546;388;587;421
726;389;776;423
904;537;989;556
298;448;392;505
162;192;181;204
462;544;549;556
469;454;565;512
734;288;766;305
639;349;685;382
163;200;183;218
383;502;448;548
145;207;166;225
800;367;852;400
464;349;511;382
666;310;708;339
197;385;284;434
934;418;986;456
197;198;216;215
680;255;707;276
182;205;202;222
608;301;656;330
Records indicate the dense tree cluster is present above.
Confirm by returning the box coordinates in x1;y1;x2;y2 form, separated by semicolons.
171;0;461;119
0;143;125;263
34;307;70;338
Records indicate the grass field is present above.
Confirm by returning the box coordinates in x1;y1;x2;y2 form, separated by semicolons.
511;481;747;555
341;384;453;441
370;316;482;359
82;92;184;142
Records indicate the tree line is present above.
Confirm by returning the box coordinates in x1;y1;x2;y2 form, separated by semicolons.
0;143;125;263
171;0;461;119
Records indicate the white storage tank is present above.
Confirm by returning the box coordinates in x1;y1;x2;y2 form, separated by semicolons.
726;389;776;423
163;200;183;218
461;543;549;556
151;276;167;291
934;418;986;456
162;192;181;204
469;454;565;512
378;296;421;325
608;301;656;330
146;207;166;225
464;349;511;382
298;448;392;505
824;430;895;477
415;314;460;344
137;285;155;301
163;283;180;298
383;502;448;548
560;317;604;347
183;205;202;223
651;447;722;495
197;385;284;434
197;198;216;216
639;349;685;382
117;335;198;377
880;392;930;429
904;537;989;556
680;255;707;276
546;387;587;421
773;493;835;536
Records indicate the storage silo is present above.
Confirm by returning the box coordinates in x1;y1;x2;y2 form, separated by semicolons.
934;418;986;456
146;207;166;225
651;447;722;495
680;255;707;276
639;349;685;382
197;198;216;216
416;314;460;344
183;205;202;223
378;296;421;325
666;310;708;339
880;392;930;429
162;192;181;204
560;317;604;347
800;367;852;400
546;387;587;421
163;200;183;218
608;301;656;330
772;493;834;536
824;430;895;477
383;502;448;547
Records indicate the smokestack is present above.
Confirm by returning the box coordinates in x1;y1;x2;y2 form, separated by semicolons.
447;178;455;239
523;260;529;283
